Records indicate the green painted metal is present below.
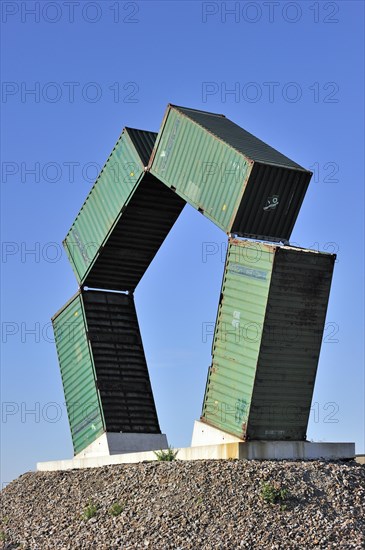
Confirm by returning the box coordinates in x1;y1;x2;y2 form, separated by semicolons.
150;106;250;233
52;293;105;455
81;174;185;292
63;128;155;286
52;106;330;450
202;240;274;438
52;288;163;455
202;239;335;441
149;105;312;242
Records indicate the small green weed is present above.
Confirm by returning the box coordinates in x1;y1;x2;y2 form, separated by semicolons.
260;482;289;507
154;446;179;461
109;502;124;516
82;501;98;520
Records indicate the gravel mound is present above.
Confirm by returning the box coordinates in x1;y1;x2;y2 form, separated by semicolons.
1;459;364;549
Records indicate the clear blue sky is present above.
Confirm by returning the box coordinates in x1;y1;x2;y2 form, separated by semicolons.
1;1;364;484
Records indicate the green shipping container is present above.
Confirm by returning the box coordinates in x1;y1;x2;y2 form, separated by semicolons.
201;238;335;441
52;289;161;455
149;105;312;242
63;128;185;291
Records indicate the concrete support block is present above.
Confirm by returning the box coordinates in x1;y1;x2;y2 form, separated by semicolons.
75;432;168;459
191;420;243;446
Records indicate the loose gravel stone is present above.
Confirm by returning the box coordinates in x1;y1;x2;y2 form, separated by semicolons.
0;460;364;549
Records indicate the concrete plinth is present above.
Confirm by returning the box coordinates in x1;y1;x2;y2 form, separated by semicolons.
236;440;355;460
75;432;169;459
37;440;355;472
190;420;356;460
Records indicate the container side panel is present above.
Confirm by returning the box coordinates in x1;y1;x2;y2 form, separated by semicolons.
201;240;274;438
83;290;161;434
247;248;335;440
232;163;312;242
84;174;185;291
173;105;305;169
64;130;149;283
52;295;104;455
150;108;251;232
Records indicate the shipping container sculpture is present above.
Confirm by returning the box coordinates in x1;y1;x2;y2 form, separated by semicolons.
52;290;166;455
52;105;335;457
64;128;185;291
201;239;336;441
149;105;312;243
54;127;184;455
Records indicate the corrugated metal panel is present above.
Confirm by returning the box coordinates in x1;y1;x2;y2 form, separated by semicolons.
63;128;156;286
83;174;185;291
201;239;335;441
149;106;250;233
82;290;161;434
149;104;312;242
126;128;157;167
201;241;274;438
52;293;105;455
232;163;312;242
173;105;303;169
246;246;335;440
52;289;161;455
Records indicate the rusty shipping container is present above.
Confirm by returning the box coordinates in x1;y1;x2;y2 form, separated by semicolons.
201;238;336;441
149;105;312;242
52;289;161;455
